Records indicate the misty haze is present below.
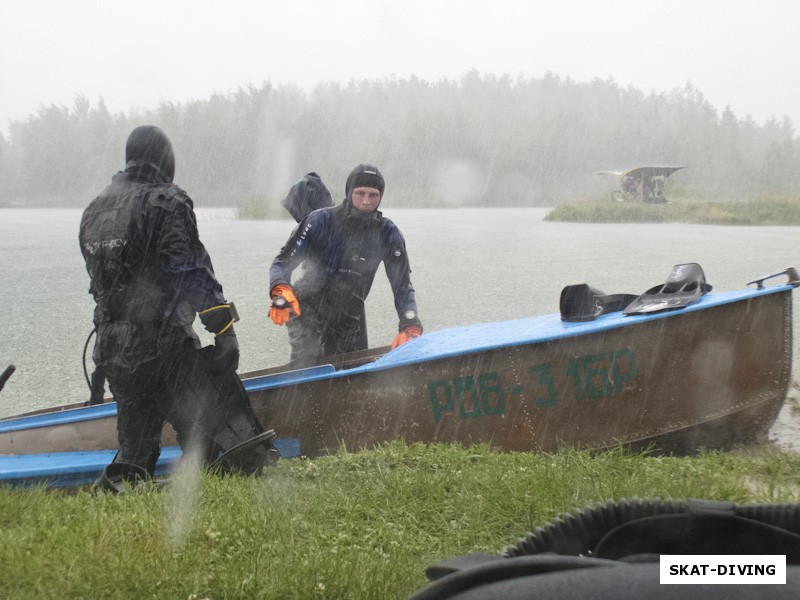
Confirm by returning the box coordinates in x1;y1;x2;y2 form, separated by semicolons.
1;75;798;210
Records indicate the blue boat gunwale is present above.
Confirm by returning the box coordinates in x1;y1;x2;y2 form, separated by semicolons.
342;284;794;376
0;439;302;486
0;284;792;436
0;447;182;484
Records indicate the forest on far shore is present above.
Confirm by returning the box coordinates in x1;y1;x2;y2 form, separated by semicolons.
1;71;798;208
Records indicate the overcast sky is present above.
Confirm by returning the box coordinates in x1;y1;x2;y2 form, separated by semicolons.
1;0;798;135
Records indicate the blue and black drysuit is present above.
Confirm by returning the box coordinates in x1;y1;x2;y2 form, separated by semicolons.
269;198;422;366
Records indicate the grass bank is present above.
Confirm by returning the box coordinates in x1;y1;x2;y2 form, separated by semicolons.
235;195;292;221
546;195;800;225
2;442;799;599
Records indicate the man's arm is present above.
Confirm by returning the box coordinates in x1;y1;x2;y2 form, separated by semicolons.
156;190;226;311
268;212;321;289
157;190;240;372
268;211;327;325
383;226;422;332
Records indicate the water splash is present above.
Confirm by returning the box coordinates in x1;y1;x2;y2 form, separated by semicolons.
164;446;205;545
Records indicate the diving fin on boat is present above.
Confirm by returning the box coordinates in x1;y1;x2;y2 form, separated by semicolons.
559;284;638;322
623;263;712;316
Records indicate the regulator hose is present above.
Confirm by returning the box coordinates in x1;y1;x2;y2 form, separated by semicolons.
82;328;96;391
0;364;15;393
505;497;800;557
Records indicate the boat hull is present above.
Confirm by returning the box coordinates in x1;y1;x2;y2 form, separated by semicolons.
250;288;791;456
0;285;792;468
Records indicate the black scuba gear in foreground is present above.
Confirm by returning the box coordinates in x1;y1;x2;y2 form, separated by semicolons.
409;498;800;599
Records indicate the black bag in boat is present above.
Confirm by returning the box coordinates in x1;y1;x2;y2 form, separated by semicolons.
281;172;334;223
408;498;800;599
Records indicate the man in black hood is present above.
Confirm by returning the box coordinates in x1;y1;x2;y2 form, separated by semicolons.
80;126;272;483
269;164;422;367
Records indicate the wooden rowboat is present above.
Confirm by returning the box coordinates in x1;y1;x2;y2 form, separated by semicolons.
1;268;797;487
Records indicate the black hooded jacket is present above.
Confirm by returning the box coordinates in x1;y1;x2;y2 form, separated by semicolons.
79;161;225;371
269;198;421;332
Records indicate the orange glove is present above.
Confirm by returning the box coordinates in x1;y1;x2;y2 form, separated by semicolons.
391;325;422;349
269;284;301;326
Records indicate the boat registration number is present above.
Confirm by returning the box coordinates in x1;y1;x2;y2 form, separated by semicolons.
426;348;637;423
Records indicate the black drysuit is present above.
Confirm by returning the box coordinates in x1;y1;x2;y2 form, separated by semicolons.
269;199;421;366
79;161;227;473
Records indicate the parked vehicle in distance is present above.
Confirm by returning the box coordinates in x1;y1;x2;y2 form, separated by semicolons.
599;166;687;203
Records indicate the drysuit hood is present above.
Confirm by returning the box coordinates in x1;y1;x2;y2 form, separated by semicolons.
124;125;175;183
345;164;385;200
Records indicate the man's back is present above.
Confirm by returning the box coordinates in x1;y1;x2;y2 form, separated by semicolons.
79;164;211;370
81;170;173;319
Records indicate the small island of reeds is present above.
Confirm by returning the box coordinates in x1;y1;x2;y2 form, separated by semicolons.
546;195;800;225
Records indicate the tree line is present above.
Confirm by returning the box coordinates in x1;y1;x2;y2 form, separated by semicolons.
1;71;798;208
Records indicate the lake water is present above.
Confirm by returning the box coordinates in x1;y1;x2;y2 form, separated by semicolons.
1;207;798;451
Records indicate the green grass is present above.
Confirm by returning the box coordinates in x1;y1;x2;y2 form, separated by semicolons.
546;195;800;225
2;442;799;599
234;195;292;221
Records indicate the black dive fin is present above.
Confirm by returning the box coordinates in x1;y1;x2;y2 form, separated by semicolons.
560;284;638;322
166;347;279;474
623;263;712;316
210;429;279;476
92;462;149;494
